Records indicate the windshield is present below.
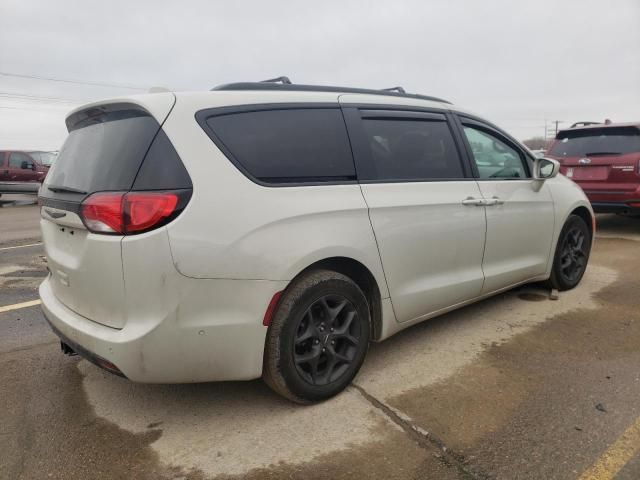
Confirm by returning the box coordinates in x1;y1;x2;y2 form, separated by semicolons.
548;127;640;157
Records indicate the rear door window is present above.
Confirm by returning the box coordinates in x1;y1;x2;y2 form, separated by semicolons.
549;127;640;157
358;117;464;181
202;108;356;184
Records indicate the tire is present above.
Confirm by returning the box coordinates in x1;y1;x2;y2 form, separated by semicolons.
263;269;370;404
548;214;592;291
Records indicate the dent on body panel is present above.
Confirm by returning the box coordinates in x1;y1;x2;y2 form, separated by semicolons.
172;208;380;279
166;185;386;287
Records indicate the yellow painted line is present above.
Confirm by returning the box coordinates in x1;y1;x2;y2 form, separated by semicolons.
578;415;640;480
0;242;43;251
0;299;41;313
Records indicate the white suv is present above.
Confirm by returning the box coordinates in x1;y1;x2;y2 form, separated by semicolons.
39;79;593;403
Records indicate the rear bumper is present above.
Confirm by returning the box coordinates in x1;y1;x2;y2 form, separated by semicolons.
39;274;286;383
0;182;40;194
578;185;640;214
590;202;640;214
48;319;126;377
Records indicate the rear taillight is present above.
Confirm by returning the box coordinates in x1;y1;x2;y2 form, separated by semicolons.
81;192;125;233
80;190;188;235
125;192;178;233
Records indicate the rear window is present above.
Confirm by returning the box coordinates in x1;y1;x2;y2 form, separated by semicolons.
45;106;160;193
549;127;640;157
360;118;464;180
203;108;356;183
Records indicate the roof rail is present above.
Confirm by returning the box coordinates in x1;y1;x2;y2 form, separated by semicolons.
570;121;601;128
260;76;292;85
211;80;451;104
381;86;406;94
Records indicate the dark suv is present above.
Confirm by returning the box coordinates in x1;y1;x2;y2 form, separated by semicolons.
546;122;640;215
0;150;50;194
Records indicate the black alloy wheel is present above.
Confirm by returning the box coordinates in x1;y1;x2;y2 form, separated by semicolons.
263;270;370;403
293;294;362;386
558;227;588;283
549;214;591;291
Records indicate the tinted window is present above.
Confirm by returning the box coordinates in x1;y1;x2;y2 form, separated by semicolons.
132;130;192;190
548;127;640;157
205;108;355;183
9;152;31;168
45;108;159;193
360;118;463;180
463;126;528;179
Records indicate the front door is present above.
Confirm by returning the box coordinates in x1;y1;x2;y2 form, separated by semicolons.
342;105;487;323
458;118;555;293
7;152;37;182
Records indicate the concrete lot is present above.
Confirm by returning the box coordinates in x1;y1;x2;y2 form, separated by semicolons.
1;195;639;479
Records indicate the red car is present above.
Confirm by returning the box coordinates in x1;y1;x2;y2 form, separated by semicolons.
547;122;640;215
0;150;50;194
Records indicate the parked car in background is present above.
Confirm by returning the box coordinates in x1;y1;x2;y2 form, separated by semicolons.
39;80;594;403
547;121;640;215
27;151;58;168
0;150;49;194
530;149;546;158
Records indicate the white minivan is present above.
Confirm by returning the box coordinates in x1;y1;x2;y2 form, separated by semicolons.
39;79;593;403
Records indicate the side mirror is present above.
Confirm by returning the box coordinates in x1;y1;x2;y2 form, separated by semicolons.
533;157;560;180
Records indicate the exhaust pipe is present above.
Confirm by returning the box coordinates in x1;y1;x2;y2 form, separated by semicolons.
60;341;77;356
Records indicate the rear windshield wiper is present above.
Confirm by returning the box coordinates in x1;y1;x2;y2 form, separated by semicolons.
584;151;622;156
47;185;88;194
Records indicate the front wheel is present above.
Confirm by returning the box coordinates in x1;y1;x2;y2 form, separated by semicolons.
548;214;592;291
263;270;370;404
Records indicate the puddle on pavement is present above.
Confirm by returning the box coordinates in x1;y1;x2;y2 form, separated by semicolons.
386;237;640;480
0;348;204;480
214;421;460;480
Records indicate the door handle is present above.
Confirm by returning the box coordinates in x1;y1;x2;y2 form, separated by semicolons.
461;197;485;206
484;196;505;206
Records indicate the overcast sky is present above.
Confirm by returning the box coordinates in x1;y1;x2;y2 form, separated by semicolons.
1;0;639;150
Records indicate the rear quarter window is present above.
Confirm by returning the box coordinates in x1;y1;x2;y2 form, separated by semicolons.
201;108;356;184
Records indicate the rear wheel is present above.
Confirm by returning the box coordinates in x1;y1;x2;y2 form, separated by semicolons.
548;214;592;291
263;270;370;403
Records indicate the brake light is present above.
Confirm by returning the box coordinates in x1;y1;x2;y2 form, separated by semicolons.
126;193;178;233
80;191;183;234
81;193;124;233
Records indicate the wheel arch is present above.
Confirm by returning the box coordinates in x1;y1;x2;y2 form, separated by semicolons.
287;256;384;341
570;205;595;238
